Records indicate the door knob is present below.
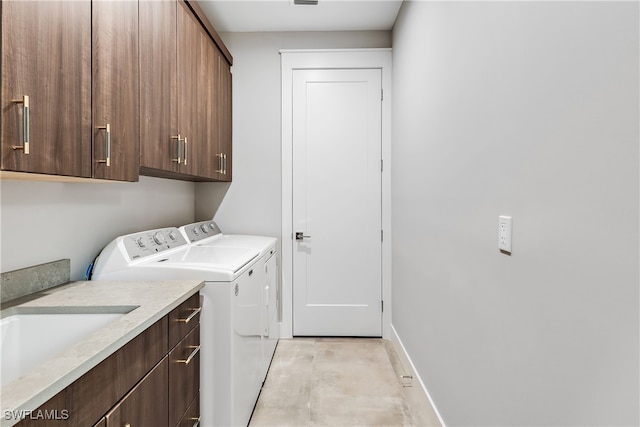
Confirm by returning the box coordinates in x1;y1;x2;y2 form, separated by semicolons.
295;232;311;241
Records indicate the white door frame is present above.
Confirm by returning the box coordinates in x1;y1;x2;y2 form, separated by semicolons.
280;49;392;339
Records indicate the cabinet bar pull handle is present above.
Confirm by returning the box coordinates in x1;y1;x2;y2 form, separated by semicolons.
216;153;223;173
97;124;111;166
12;95;30;154
223;153;227;175
177;345;201;365
183;137;188;165
190;417;201;427
177;307;202;323
171;134;182;163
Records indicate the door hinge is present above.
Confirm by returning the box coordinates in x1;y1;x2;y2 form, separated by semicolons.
381;300;384;312
381;159;384;172
381;230;384;242
381;88;384;101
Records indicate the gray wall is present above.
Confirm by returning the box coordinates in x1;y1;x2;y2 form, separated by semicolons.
195;30;392;240
391;2;639;426
1;177;195;280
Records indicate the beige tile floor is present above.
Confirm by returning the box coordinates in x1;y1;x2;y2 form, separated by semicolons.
249;338;441;427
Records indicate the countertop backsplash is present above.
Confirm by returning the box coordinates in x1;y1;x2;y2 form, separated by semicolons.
1;259;70;304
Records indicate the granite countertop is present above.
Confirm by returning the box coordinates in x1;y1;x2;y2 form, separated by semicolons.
0;279;204;427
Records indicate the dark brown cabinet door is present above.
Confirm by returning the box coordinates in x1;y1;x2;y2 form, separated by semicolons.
106;357;169;427
177;0;201;177
193;25;219;180
218;54;233;182
169;325;200;426
1;1;91;177
139;0;180;175
92;0;139;182
177;394;200;427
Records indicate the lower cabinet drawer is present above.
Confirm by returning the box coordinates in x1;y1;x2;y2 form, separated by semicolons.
105;356;169;427
177;394;200;427
169;293;201;350
169;324;200;427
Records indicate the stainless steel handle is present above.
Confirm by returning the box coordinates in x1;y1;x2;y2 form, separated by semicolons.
295;232;311;241
97;124;111;166
177;307;202;323
12;95;30;154
190;417;201;427
171;134;182;163
216;153;223;173
183;137;188;165
176;345;201;365
223;153;227;175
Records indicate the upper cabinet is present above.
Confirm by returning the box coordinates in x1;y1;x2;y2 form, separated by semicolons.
1;0;139;181
140;0;233;182
1;1;92;177
2;0;231;183
139;0;179;177
217;51;233;182
92;0;140;182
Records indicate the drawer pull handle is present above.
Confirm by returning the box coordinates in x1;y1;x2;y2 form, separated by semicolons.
190;417;201;427
177;307;201;323
12;95;30;154
177;345;200;365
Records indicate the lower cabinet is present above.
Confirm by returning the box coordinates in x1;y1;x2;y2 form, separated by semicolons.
177;394;200;427
105;358;169;427
169;325;200;427
18;292;200;427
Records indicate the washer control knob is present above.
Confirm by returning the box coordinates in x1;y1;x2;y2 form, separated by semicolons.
192;226;199;235
153;232;166;245
200;224;209;234
168;231;177;241
135;237;146;248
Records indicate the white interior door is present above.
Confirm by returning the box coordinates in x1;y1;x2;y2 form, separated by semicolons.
292;68;382;337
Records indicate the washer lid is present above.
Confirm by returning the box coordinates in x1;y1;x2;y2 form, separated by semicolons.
199;234;277;256
157;245;259;273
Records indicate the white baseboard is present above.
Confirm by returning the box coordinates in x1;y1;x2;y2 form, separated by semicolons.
389;324;446;427
279;322;292;339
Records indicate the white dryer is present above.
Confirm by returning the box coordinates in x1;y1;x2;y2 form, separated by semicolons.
91;227;264;427
179;221;279;381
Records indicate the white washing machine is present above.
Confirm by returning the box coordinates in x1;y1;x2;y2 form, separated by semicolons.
91;226;267;427
179;221;279;381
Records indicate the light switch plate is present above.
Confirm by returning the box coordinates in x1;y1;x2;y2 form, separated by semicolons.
498;216;512;253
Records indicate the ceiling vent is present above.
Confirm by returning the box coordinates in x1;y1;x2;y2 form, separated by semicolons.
293;0;319;5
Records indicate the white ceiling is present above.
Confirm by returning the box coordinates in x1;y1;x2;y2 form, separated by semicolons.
198;0;403;33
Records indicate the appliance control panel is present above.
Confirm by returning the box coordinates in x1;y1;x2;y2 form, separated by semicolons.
122;227;188;260
181;221;222;243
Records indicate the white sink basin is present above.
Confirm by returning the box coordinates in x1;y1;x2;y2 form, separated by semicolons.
1;309;132;386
